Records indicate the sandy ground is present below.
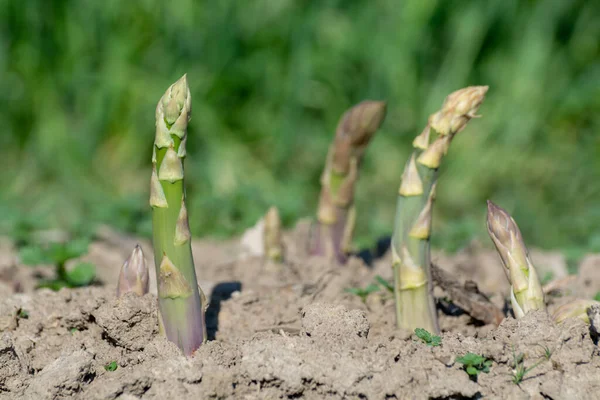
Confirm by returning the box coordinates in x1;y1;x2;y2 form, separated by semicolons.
1;220;600;399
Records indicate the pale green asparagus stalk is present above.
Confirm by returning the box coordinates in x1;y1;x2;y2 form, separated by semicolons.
264;206;284;263
392;86;488;333
151;75;205;356
116;244;149;297
311;101;387;263
486;200;545;318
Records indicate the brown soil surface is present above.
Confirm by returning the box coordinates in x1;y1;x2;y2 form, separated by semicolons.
1;221;599;399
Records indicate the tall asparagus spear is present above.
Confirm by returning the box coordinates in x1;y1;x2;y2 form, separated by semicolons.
392;86;488;333
150;75;205;356
311;101;387;263
486;200;545;318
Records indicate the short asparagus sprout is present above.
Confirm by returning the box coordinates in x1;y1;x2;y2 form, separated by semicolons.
151;75;206;356
264;206;284;263
392;86;488;333
486;200;545;318
552;299;600;324
311;101;387;263
116;245;149;297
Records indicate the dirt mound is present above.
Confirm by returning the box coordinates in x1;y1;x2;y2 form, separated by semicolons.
0;223;598;399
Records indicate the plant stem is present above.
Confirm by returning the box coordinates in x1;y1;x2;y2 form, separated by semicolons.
487;200;545;318
151;75;205;356
391;86;489;333
311;101;386;263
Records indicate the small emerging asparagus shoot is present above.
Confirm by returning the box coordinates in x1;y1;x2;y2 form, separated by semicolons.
552;299;600;324
151;75;206;356
264;206;284;263
392;86;489;333
311;101;387;264
116;245;149;297
487;200;545;318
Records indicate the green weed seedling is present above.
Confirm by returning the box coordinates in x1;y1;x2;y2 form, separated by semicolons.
374;275;394;293
345;283;380;304
511;350;545;385
456;352;492;381
415;328;442;347
104;361;118;372
538;344;552;360
17;309;29;319
19;237;96;290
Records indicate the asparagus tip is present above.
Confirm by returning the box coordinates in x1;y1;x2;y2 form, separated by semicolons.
117;244;149;297
486;200;544;317
429;85;489;136
553;299;600;324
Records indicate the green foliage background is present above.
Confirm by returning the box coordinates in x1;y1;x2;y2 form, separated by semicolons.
1;0;599;256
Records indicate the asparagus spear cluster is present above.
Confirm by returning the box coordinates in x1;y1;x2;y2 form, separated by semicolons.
486;201;545;318
150;75;206;356
392;86;488;333
311;101;387;263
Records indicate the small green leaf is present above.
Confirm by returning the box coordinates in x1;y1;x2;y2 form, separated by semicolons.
466;365;479;376
46;242;70;265
594;291;600;302
456;352;492;377
19;245;50;266
65;262;96;287
374;275;393;292
37;279;69;291
345;283;380;303
430;335;442;347
456;352;485;366
344;288;363;296
17;309;29;319
363;283;380;294
64;238;91;260
104;361;118;372
414;328;431;342
415;328;441;346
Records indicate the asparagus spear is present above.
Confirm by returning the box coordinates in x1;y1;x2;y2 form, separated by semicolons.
151;75;205;356
311;101;387;263
392;86;488;333
264;206;284;263
487;200;545;318
116;244;149;297
552;299;600;324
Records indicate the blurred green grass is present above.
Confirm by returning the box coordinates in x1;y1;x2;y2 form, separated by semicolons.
1;0;599;256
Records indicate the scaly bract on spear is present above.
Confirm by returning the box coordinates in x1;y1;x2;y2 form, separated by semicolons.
392;86;488;333
150;75;206;356
311;101;387;263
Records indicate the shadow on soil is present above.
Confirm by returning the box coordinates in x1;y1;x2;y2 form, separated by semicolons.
206;281;242;340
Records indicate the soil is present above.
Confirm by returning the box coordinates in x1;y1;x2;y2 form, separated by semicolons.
1;220;600;399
